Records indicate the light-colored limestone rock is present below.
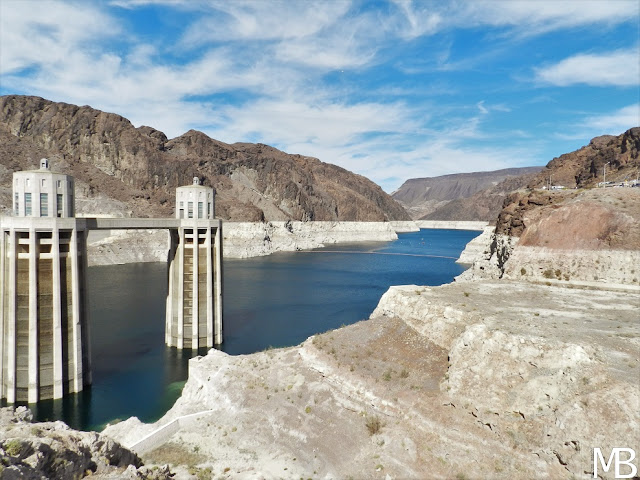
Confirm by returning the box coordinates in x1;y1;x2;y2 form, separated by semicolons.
416;220;488;230
98;212;639;479
389;220;420;233
87;229;168;266
456;225;495;264
456;226;640;289
0;406;172;479
503;246;640;286
223;221;398;258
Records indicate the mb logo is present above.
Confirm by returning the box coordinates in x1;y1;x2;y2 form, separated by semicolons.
593;448;637;479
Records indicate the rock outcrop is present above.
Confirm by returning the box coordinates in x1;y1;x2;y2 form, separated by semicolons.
528;128;640;189
0;95;410;222
462;187;640;286
0;407;173;479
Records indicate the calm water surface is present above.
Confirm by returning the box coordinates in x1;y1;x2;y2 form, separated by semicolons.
28;229;478;430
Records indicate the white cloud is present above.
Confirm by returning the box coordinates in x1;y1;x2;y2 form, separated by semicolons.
179;1;352;45
456;0;636;34
535;49;640;87
209;99;417;147
554;103;639;141
390;0;442;39
0;1;120;74
582;104;640;133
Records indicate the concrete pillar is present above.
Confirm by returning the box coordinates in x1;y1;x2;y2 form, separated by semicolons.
165;220;223;350
214;223;223;345
0;229;5;399
69;227;83;393
51;226;63;398
6;229;17;403
165;230;175;346
28;229;38;403
177;227;185;349
80;229;91;387
192;228;199;349
206;226;213;347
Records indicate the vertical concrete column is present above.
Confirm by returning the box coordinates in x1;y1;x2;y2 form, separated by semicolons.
6;229;17;403
177;227;185;349
28;229;38;403
79;229;91;387
165;230;175;346
205;226;213;347
0;229;5;399
69;227;83;393
192;227;199;349
214;222;223;345
51;226;63;398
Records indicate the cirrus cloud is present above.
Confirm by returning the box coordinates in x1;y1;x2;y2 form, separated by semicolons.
535;49;640;87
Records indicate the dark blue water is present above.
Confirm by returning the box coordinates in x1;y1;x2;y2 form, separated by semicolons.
28;229;478;430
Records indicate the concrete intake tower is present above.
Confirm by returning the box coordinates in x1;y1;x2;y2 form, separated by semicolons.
1;161;223;404
0;159;90;403
166;178;223;349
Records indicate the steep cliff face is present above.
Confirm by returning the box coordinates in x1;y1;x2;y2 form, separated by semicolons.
0;95;409;221
392;167;542;220
463;188;640;284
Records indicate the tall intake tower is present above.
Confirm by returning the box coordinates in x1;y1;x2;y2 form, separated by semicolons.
0;159;90;403
166;177;222;349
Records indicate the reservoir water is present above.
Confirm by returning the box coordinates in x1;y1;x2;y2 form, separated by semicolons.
25;229;479;430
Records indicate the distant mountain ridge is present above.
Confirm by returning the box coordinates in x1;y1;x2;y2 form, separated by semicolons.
392;166;543;220
0;95;410;222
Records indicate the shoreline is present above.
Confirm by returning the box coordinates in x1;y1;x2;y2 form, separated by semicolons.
87;220;487;265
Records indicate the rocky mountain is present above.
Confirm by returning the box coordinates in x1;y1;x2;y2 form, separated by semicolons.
527;128;640;189
496;128;640;240
419;170;541;221
0;95;409;222
392;166;543;220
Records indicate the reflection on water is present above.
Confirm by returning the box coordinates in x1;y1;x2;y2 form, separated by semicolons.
9;229;478;431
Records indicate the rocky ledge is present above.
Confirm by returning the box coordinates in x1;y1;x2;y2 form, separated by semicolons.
103;273;639;479
0;407;173;479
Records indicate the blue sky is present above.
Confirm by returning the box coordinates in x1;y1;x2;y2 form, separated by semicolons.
0;0;638;192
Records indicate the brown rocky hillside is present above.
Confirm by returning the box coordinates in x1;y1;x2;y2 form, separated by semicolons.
528;127;640;189
0;95;409;222
495;128;640;248
392;166;542;220
420;170;540;221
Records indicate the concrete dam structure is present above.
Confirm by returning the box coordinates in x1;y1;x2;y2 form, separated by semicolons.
0;161;223;403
